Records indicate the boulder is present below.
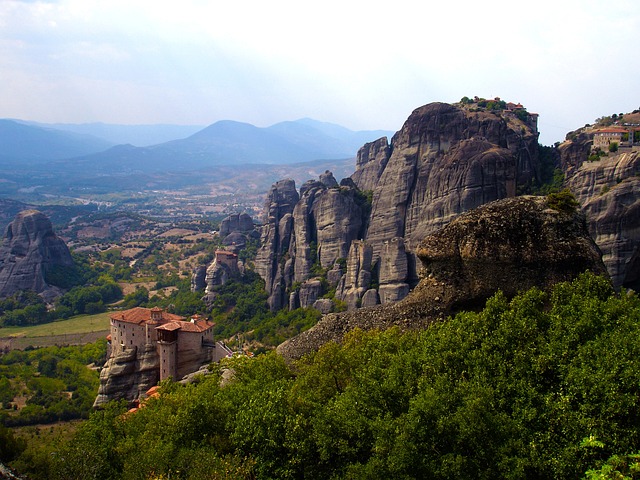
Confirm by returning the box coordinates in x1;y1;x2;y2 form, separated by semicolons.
361;289;380;308
312;298;334;314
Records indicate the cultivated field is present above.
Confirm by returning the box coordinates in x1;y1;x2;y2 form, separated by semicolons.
0;312;110;350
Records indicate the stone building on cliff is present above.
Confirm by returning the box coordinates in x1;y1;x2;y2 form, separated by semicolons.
593;127;628;150
94;307;231;407
108;307;217;381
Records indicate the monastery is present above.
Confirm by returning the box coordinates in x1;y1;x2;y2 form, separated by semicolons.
108;306;223;381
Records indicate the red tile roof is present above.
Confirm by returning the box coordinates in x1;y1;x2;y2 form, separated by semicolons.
156;321;182;331
110;307;185;325
111;307;214;334
595;127;628;133
156;318;214;333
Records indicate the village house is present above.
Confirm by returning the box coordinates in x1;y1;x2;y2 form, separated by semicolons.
108;306;225;381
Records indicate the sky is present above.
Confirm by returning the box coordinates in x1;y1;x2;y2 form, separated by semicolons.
1;0;639;145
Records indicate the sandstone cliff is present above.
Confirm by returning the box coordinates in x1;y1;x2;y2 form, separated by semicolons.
277;196;607;361
256;101;540;310
256;172;366;311
357;102;538;262
93;344;159;408
562;147;640;288
0;210;74;302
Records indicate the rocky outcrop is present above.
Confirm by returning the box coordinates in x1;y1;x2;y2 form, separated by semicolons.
277;196;607;361
0;210;74;301
415;195;607;309
219;212;259;251
93;344;159;408
359;103;538;264
255;179;299;311
203;251;240;301
257;101;540;310
336;240;373;309
256;173;366;311
351;137;391;192
191;265;207;292
378;237;410;304
563;149;640;288
298;278;323;309
219;212;254;237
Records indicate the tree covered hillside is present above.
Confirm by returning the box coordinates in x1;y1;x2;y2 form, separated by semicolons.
19;273;640;479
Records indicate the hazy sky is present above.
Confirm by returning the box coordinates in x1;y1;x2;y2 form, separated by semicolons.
1;0;638;145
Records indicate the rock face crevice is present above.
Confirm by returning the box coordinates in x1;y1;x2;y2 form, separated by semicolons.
277;196;608;361
0;210;74;302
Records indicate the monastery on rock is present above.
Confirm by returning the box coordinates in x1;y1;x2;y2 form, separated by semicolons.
108;306;221;381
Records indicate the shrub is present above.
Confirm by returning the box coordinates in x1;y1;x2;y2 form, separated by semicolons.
547;188;579;213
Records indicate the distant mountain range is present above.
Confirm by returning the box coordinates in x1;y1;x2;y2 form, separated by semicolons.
1;118;393;173
17;121;205;147
0;120;114;164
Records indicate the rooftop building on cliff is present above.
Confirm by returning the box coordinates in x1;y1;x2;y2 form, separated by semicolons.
108;307;216;381
214;249;239;272
592;126;640;150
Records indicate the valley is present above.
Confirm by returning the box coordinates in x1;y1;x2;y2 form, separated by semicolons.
2;100;640;479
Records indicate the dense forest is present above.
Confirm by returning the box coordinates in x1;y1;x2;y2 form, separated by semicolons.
6;272;640;479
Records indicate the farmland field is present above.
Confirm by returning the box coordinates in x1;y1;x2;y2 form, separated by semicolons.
0;312;110;350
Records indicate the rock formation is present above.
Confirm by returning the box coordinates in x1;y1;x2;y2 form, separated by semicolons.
93;344;159;408
335;240;373;309
256;101;540;310
277;196;608;361
255;179;299;311
219;212;259;251
557;122;640;289
0;210;74;302
201;250;240;302
191;265;207;292
563;149;640;288
191;212;258;296
356;103;538;265
256;172;366;311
